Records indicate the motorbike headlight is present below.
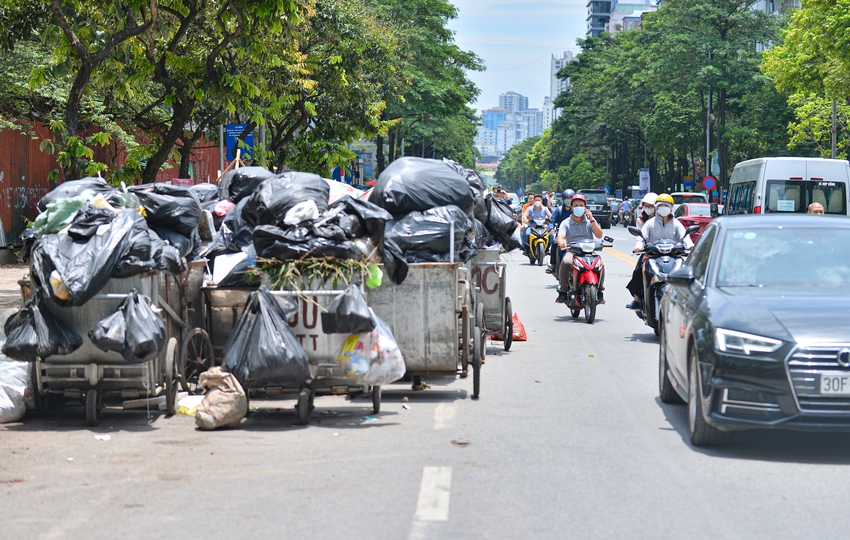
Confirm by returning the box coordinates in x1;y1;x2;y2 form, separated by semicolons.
580;242;595;253
715;328;782;356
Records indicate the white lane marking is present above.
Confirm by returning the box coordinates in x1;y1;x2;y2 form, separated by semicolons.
413;466;453;522
408;521;431;540
433;403;455;430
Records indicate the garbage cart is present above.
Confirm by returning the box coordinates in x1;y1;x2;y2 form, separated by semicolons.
201;279;381;425
23;271;183;426
471;248;513;351
368;262;483;398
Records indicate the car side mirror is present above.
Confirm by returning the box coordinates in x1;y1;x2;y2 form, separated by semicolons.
710;202;720;218
603;236;614;243
667;266;695;286
685;225;700;236
627;226;642;237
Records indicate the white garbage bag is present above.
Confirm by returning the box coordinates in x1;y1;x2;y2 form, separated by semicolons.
195;367;248;430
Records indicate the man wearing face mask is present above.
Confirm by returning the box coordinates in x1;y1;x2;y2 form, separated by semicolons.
555;194;604;304
521;194;553;254
625;193;693;311
546;189;575;274
636;192;658;229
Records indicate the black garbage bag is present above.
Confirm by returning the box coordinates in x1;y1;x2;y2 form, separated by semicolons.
189;183;219;203
377;228;409;285
17;228;38;264
326;196;393;237
321;284;375;334
203;198;253;256
219;166;275;203
369;157;474;216
382;205;476;264
471;218;491;250
215;244;257;287
221;286;311;389
253;225;362;261
153;227;194;258
67;203;116;241
31;211;147;306
2;294;83;362
243;172;330;228
484;197;520;251
442;158;484;207
37;178;117;212
149;231;186;275
88;291;165;361
113;215;156;278
88;310;126;354
129;183;202;236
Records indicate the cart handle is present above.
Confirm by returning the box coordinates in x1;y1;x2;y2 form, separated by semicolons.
157;298;186;329
470;262;508;268
268;290;347;297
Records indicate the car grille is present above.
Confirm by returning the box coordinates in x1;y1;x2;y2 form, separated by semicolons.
787;345;850;413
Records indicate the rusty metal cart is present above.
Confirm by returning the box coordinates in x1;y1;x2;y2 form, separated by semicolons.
471;248;513;351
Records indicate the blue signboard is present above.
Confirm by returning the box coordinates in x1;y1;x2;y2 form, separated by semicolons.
615;189;623;199
332;166;354;184
226;124;254;161
683;180;693;190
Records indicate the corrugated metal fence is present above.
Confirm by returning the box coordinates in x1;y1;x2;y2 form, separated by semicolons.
0;125;223;245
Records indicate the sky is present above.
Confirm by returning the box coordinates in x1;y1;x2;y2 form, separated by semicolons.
447;0;589;113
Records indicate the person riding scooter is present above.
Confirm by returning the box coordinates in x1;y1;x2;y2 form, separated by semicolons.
546;189;575;274
635;192;658;229
555;194;604;304
625;193;693;312
521;194;553;257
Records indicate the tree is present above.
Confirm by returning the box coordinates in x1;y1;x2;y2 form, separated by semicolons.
494;136;540;192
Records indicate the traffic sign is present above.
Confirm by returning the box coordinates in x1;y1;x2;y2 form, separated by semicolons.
702;175;716;191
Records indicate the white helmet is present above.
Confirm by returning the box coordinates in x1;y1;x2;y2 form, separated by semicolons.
641;192;658;205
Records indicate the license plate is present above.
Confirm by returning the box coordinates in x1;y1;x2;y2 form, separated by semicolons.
589;205;601;211
820;372;850;395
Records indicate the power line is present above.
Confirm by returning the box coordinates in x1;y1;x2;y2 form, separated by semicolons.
485;49;562;73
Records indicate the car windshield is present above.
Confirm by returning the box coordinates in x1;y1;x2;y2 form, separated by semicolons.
717;227;850;287
582;193;607;204
672;194;708;205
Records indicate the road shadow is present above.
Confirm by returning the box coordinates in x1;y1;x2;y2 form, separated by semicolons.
657;397;850;464
237;404;402;431
2;401;161;433
554;314;606;324
627;331;658;344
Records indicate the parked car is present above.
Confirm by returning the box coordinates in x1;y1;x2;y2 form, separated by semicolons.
673;202;719;243
658;215;850;446
576;189;612;229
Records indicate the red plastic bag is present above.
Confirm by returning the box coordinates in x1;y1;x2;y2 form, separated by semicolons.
489;313;527;342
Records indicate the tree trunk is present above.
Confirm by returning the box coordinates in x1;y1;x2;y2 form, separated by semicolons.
143;104;194;184
388;129;396;165
718;87;728;194
178;141;193;179
376;135;385;174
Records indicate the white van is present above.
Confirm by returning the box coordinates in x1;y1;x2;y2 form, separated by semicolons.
727;157;850;215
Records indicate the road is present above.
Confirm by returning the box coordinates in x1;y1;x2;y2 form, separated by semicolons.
3;224;850;539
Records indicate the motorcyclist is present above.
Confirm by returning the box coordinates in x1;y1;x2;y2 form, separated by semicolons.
521;194;553;255
546;189;575;274
635;192;658;229
555;194;604;304
620;198;632;223
625;193;694;311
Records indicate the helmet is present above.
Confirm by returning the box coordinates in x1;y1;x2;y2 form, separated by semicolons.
563;189;575;199
641;192;658;205
656;193;674;206
570;193;587;204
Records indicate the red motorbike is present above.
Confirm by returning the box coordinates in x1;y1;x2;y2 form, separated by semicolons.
565;236;613;324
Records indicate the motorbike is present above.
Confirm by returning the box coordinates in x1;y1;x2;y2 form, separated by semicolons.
627;225;699;335
527;218;551;266
564;236;614;324
621;210;634;227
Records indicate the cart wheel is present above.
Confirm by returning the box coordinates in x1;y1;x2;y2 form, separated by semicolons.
460;303;470;376
179;328;215;393
503;297;513;351
297;388;313;425
85;389;99;427
31;363;49;414
372;385;381;414
165;337;179;416
475;302;485;332
472;326;482;399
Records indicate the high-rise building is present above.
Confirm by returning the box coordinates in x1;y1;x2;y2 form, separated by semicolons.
520;109;544;138
543;51;576;130
587;0;611;38
482;108;507;135
606;0;655;36
499;92;528;114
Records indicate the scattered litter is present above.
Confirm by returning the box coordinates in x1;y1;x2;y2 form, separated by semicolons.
534;380;542;384
451;440;470;447
512;313;528;341
589;354;594;358
333;433;340;436
363;416;378;422
402;397;409;402
175;395;205;417
402;404;411;410
94;434;111;441
67;458;74;462
210;451;216;455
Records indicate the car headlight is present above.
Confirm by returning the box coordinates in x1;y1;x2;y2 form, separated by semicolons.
715;328;782;355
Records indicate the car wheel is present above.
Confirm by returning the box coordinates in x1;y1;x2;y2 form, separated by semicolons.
659;322;683;404
688;346;730;447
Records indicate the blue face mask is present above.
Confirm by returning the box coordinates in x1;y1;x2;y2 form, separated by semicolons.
572;206;586;217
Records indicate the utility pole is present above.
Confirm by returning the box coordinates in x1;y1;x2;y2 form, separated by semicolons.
705;51;712;184
832;98;837;159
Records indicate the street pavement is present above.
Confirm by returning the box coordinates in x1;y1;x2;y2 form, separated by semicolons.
3;224;850;539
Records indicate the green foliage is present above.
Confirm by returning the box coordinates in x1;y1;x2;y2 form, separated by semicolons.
494;136;540;191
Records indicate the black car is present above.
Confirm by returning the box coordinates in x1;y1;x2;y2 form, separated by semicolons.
577;189;612;229
658;215;850;446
